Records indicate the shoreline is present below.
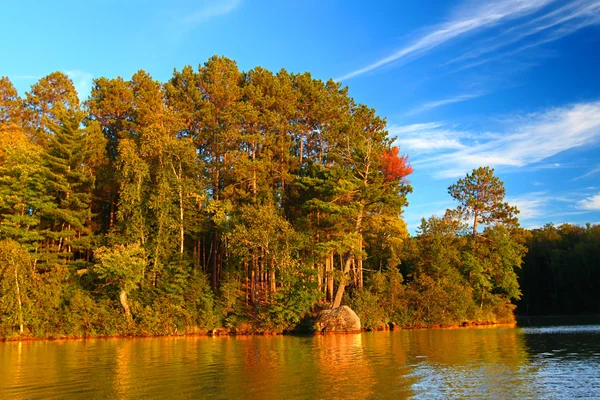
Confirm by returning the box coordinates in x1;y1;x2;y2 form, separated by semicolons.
1;320;517;342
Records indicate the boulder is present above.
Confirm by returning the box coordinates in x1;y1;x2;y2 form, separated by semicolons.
314;306;361;333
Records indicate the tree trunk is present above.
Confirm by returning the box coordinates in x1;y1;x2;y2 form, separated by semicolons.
332;253;354;309
251;262;257;305
252;142;257;198
244;261;249;305
119;289;131;317
357;234;364;289
317;262;323;293
326;253;334;302
14;263;24;333
211;230;218;291
331;203;365;308
269;258;276;295
177;163;184;255
299;133;303;164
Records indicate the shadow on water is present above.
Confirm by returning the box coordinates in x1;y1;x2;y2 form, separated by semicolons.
518;324;600;398
517;314;600;327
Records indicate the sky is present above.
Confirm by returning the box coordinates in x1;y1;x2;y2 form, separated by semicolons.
2;0;600;232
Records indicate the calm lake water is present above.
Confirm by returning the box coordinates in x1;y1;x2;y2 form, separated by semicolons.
2;325;600;399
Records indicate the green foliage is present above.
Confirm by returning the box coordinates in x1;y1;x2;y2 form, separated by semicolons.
93;243;145;293
406;274;474;326
215;273;246;330
256;264;322;333
0;63;545;339
0;133;49;250
349;270;407;329
349;289;388;330
0;240;36;335
447;166;519;237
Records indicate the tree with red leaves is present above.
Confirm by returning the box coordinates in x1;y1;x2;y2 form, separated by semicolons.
380;146;413;182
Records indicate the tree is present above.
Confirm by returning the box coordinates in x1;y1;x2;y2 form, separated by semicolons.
93;243;145;318
0;77;24;129
86;76;135;230
1;58;430;336
0;130;50;251
447;167;526;315
24;72;80;147
447;166;518;238
40;108;98;267
0;240;36;334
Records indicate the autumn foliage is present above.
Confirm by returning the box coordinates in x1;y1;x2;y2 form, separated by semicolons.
380;146;413;182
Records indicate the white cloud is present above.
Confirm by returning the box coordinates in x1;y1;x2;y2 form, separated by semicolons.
577;193;600;210
506;191;591;228
336;0;554;80
445;0;600;69
507;192;549;220
408;92;485;115
182;0;241;25
337;0;600;82
573;165;600;181
65;70;94;101
395;101;600;178
389;123;473;154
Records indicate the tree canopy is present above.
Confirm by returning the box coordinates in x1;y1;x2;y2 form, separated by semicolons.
0;58;569;338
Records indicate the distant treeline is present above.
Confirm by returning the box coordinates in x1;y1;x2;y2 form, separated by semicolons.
0;57;565;339
518;223;600;316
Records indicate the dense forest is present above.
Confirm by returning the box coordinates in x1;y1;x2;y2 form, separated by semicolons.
517;223;600;316
0;57;597;339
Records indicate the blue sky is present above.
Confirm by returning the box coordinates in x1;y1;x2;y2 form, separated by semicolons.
2;0;600;231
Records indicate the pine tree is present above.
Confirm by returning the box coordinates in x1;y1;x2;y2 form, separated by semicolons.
447;167;526;312
39;108;97;268
24;72;80;147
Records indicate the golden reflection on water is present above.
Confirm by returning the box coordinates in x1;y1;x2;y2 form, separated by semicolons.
2;326;599;399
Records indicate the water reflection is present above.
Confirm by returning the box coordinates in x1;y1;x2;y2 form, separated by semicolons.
1;326;600;399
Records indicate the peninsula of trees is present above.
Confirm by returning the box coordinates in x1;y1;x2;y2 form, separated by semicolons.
0;57;597;339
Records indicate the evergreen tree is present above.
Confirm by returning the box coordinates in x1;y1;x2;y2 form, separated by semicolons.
24;72;80;147
447;167;526;316
39;108;97;268
447;166;518;238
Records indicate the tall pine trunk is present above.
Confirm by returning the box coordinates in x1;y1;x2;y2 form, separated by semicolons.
13;262;24;333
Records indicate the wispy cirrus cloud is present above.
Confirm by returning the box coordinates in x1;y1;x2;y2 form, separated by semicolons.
445;0;600;69
407;92;485;115
182;0;242;25
338;0;600;81
394;100;600;178
336;0;554;80
573;165;600;181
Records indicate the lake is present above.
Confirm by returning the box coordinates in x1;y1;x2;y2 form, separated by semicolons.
2;325;600;399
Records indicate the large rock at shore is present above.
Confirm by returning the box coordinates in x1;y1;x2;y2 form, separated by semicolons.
314;306;361;333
